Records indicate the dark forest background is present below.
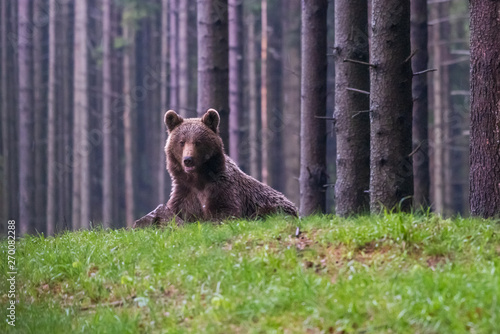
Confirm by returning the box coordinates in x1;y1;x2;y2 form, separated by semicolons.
0;0;470;234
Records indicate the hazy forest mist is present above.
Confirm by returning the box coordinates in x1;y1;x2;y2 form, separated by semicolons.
0;0;471;235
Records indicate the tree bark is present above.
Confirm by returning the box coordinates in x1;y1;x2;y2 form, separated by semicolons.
18;0;35;234
247;11;260;180
72;0;89;229
300;0;328;216
411;0;430;209
169;0;179;111
228;0;243;165
281;0;301;207
47;0;59;235
333;0;370;216
267;0;284;193
178;0;191;117
0;0;6;229
61;0;73;230
158;0;169;205
33;0;46;234
1;0;16;228
260;0;268;184
469;0;500;217
123;20;136;228
197;0;229;149
369;0;413;212
439;1;453;216
430;4;441;214
102;0;113;227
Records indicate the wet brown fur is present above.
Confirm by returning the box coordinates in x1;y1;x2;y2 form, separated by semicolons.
133;109;298;228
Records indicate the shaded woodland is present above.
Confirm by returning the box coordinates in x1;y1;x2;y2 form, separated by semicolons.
0;0;486;235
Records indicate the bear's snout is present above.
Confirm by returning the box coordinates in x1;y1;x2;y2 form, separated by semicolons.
183;156;194;167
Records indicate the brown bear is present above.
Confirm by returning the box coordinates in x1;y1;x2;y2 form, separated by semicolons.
133;108;298;228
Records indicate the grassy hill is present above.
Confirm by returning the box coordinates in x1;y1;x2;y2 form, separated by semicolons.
1;213;499;333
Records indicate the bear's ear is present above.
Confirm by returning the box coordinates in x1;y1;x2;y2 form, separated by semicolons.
164;110;183;133
201;108;220;133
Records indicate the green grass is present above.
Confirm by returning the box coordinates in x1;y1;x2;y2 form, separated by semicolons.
1;213;500;333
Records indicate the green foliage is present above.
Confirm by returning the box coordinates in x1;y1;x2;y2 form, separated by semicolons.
1;213;499;333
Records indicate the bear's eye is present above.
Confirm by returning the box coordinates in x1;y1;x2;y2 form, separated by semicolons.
195;140;201;146
179;140;185;146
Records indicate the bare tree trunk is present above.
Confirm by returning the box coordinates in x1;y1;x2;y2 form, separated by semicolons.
300;0;328;216
333;0;370;216
18;0;35;234
72;0;89;229
169;0;179;111
123;21;136;228
228;0;243;165
47;0;58;235
178;0;190;116
159;0;168;205
281;0;301;207
369;0;413;212
411;0;430;209
430;4;443;214
469;0;500;217
1;0;12;231
267;0;284;192
260;0;268;184
1;0;11;227
61;0;73;230
33;0;46;234
247;11;260;180
197;0;229;148
439;1;453;216
102;0;113;227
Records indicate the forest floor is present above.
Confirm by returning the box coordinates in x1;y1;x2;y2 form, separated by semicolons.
1;213;499;333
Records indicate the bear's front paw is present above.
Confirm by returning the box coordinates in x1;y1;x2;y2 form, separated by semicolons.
132;215;156;229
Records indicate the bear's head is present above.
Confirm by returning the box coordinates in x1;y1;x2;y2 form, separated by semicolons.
164;108;225;177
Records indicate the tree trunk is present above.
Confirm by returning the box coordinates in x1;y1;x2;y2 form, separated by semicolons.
0;1;14;227
102;0;113;227
18;0;35;234
247;11;260;180
33;0;47;234
369;0;413;212
72;0;89;229
0;0;6;229
260;0;268;184
430;4;443;214
159;0;169;205
47;0;59;235
469;0;500;217
228;0;243;165
411;0;430;209
178;0;191;116
267;0;284;193
300;0;328;216
197;0;229;149
439;1;453;216
123;21;136;228
61;0;73;230
169;0;179;111
333;0;370;216
281;0;301;207
1;0;17;228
